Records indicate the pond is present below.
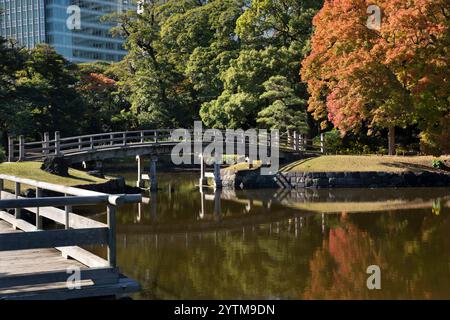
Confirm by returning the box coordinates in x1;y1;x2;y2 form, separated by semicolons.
96;171;450;300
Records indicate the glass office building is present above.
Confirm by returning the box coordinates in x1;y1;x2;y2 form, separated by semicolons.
0;0;134;63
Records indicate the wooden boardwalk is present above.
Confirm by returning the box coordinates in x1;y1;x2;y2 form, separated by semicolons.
0;175;142;300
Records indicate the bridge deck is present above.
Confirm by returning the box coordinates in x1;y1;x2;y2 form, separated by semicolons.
0;216;138;300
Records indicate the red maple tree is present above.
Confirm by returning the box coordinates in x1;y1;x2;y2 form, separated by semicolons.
301;0;449;154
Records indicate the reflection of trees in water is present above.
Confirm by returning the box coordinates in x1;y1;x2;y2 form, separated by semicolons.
117;220;324;300
303;212;450;299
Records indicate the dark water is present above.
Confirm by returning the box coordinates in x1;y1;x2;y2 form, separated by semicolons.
96;171;450;300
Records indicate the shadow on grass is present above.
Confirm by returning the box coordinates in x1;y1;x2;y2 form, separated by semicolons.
280;158;314;172
380;162;447;173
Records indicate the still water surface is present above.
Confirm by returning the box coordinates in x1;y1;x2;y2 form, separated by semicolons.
96;171;450;299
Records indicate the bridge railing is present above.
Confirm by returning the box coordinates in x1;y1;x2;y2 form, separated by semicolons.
0;174;142;290
7;129;325;162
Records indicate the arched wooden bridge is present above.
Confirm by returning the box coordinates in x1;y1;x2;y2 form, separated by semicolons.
7;129;324;164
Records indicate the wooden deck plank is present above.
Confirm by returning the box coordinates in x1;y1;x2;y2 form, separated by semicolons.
0;222;86;277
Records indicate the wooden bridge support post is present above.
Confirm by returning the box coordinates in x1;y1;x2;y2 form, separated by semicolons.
150;157;158;192
43;132;49;155
8;136;14;162
214;162;222;189
107;205;117;268
199;154;207;186
55;131;61;156
0;179;3;199
136;155;144;188
18;135;25;161
214;189;221;221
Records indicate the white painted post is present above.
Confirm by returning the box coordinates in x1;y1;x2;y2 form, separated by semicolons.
36;187;43;230
320;133;325;154
18;135;25;161
154;131;158;143
299;134;304;151
43;132;49;155
55;131;61;156
78;137;83;150
8;136;14;162
136;155;143;188
150;157;158;192
90;136;94;150
107;205;116;268
140;131;144;143
122;132;127;146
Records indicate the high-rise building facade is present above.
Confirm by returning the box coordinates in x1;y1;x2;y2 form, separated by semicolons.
0;0;134;63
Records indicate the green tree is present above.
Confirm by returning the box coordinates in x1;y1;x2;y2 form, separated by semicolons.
16;44;84;138
200;0;322;131
0;37;27;147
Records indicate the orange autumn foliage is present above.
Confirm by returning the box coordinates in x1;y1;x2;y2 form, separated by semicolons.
301;0;449;137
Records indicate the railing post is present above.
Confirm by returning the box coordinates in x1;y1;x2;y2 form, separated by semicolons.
123;132;127;146
15;182;21;220
18;135;25;161
320;133;325;154
36;187;43;230
78;137;82;150
8;135;14;162
65;193;71;229
140;131;144;144
43;132;49;155
55;131;60;156
110;134;114;146
293;131;298;151
154;131;158;144
107;205;117;268
90;136;94;150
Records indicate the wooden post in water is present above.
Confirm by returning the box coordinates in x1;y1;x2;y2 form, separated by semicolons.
18;135;25;161
199;154;207;186
107;205;116;268
55;131;61;156
8;136;14;162
150;157;158;192
214;162;222;189
136;155;144;188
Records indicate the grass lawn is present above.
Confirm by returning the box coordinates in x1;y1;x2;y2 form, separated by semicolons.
0;162;107;191
281;155;450;173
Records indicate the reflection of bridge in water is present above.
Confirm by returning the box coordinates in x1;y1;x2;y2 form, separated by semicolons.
125;187;449;237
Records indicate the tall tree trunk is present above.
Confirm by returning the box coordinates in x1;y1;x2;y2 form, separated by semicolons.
388;126;395;156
